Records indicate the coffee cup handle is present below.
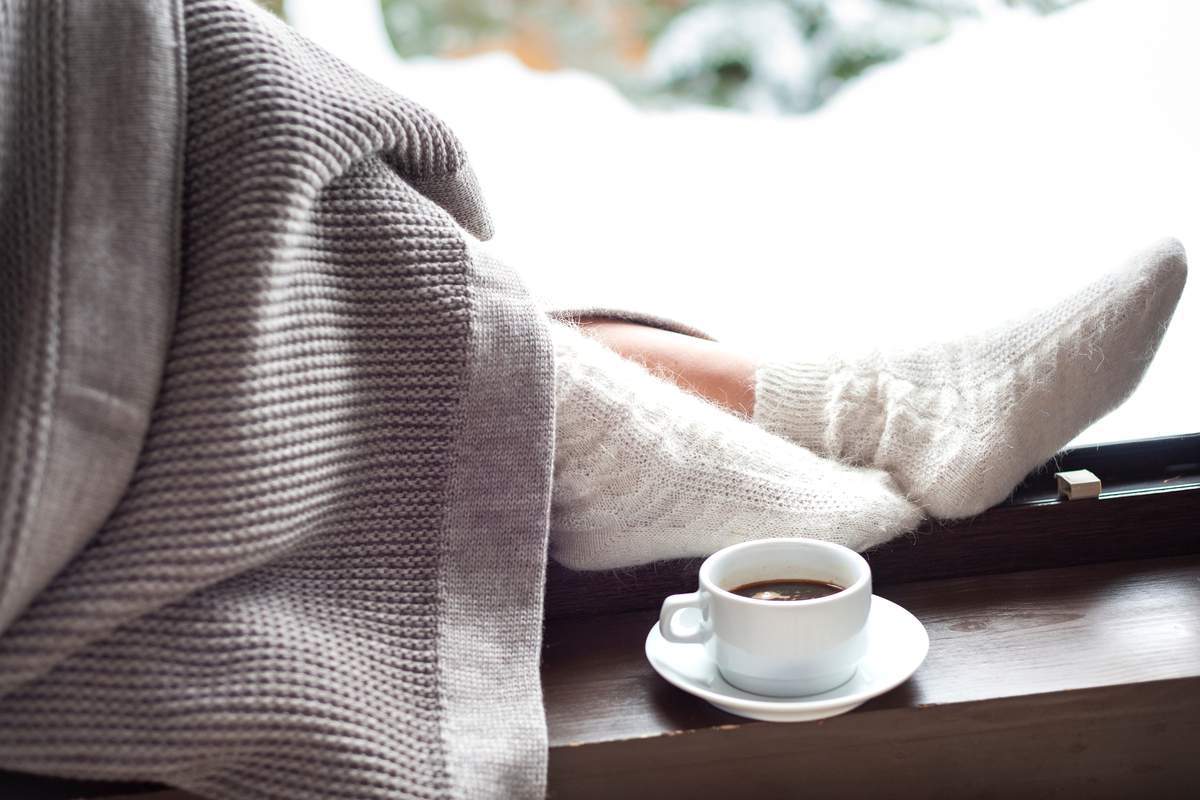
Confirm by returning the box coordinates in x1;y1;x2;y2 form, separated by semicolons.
659;592;710;644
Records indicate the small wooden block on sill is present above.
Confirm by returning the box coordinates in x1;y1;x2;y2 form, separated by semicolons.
543;554;1200;798
1056;468;1103;499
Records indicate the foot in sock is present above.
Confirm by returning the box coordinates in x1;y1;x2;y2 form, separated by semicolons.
549;320;923;571
753;239;1188;519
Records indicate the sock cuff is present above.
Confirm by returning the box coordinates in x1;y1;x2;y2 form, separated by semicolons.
752;360;834;453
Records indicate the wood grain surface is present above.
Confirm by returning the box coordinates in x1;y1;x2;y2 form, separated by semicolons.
543;555;1200;797
544;555;1200;746
548;680;1200;799
7;550;1199;799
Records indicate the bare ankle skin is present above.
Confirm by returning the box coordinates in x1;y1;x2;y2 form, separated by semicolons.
576;318;758;418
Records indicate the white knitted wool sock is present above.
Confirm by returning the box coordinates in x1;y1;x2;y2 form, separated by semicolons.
753;238;1188;519
548;321;923;571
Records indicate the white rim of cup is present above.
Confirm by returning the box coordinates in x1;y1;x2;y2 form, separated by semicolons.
698;538;870;607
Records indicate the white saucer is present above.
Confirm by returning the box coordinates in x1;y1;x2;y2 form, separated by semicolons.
644;595;928;722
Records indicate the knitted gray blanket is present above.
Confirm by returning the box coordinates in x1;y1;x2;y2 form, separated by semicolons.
0;1;554;798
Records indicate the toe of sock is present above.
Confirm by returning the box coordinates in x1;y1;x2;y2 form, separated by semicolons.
1135;237;1188;300
1114;238;1187;328
1146;236;1188;274
832;464;925;551
1108;238;1189;380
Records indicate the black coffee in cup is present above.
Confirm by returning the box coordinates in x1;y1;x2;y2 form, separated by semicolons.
729;579;844;602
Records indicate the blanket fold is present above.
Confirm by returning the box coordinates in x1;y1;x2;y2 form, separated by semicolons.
0;1;554;798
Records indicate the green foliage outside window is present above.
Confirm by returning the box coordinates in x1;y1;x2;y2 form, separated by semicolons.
271;0;1086;114
376;0;1085;113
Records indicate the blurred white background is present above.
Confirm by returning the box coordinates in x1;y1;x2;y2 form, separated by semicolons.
286;0;1198;447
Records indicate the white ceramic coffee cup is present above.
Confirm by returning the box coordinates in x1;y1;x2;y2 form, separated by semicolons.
659;538;872;697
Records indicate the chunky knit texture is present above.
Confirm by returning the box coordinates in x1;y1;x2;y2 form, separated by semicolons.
0;2;553;799
753;239;1188;518
549;321;923;570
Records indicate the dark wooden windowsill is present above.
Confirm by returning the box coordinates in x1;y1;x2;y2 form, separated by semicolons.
544;554;1200;797
35;554;1198;800
5;436;1199;798
535;435;1200;797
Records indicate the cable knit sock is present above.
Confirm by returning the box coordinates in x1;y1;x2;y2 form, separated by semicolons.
753;238;1188;519
548;321;923;571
